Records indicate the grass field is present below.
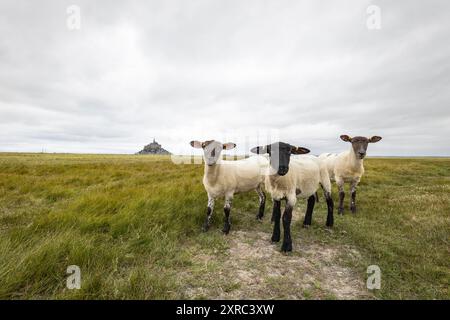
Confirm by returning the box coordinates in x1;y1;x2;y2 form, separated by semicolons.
0;153;449;299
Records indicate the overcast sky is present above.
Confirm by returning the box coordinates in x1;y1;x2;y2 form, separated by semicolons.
0;0;449;156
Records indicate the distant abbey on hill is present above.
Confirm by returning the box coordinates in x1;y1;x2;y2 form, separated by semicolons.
136;139;171;155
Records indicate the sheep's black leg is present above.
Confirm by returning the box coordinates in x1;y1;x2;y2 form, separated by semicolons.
271;200;281;242
303;195;316;227
281;204;293;252
350;190;357;213
324;191;334;227
337;182;345;215
255;186;266;220
222;198;232;234
270;199;276;223
338;191;345;214
315;192;319;203
202;197;215;232
350;181;358;214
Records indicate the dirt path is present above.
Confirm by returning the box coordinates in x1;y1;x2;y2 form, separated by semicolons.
181;228;372;299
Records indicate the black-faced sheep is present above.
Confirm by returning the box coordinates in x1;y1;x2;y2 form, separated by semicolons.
251;142;334;252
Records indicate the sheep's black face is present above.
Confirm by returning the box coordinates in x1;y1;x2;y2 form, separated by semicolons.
270;142;293;176
340;135;382;159
190;140;236;166
250;142;310;176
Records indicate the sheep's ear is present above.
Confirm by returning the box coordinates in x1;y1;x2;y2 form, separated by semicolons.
190;140;203;148
340;135;352;142
369;136;382;143
223;142;236;150
291;146;310;154
250;145;268;154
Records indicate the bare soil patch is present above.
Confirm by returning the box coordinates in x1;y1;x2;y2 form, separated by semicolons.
181;229;372;299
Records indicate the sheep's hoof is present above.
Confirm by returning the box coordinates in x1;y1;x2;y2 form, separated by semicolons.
222;225;231;235
281;241;292;252
338;208;344;215
350;206;357;214
202;224;210;232
256;214;263;221
326;221;334;228
271;235;280;243
302;223;311;228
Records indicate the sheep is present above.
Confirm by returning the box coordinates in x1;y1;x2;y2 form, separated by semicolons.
190;140;269;234
251;142;334;252
319;135;382;214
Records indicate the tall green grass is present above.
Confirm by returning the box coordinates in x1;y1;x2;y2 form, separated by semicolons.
0;154;448;299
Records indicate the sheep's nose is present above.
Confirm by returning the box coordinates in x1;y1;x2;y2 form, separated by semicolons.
358;151;366;158
278;166;288;176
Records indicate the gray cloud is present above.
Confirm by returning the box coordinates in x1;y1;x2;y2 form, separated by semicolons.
0;0;449;156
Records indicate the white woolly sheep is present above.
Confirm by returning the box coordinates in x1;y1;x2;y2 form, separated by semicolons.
319;135;382;214
190;140;269;234
251;142;334;252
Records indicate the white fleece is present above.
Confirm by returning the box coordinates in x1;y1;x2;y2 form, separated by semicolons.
203;155;269;199
319;148;364;185
264;156;325;206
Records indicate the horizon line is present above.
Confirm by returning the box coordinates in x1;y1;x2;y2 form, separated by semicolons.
1;151;450;158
